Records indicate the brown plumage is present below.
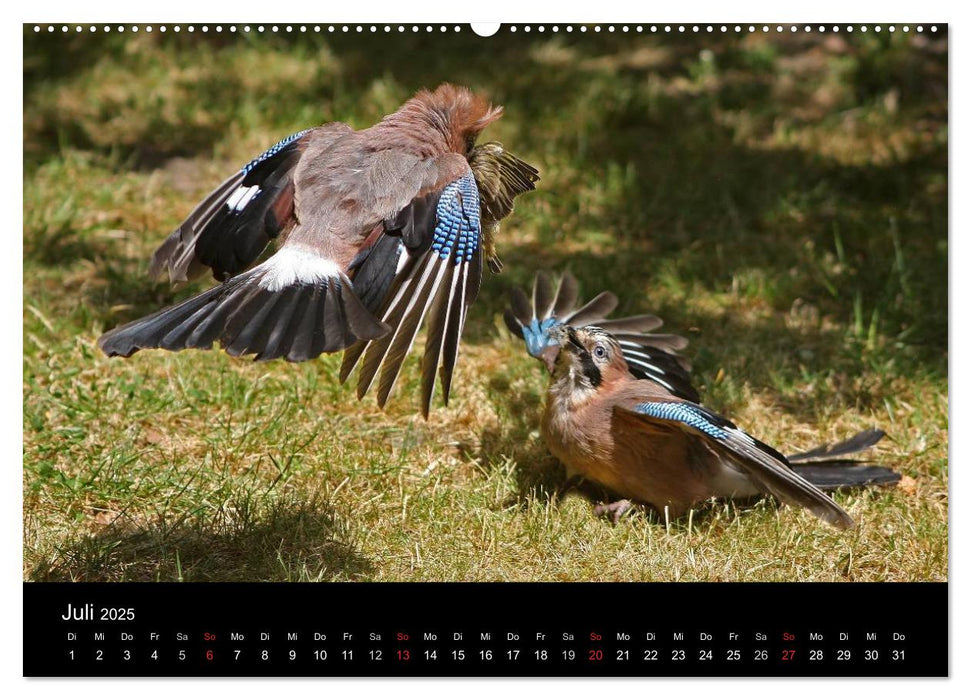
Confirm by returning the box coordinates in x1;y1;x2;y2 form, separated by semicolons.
509;275;898;508
541;326;865;529
98;84;538;416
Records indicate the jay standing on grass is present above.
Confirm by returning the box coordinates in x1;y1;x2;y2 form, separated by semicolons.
99;83;538;417
507;283;898;528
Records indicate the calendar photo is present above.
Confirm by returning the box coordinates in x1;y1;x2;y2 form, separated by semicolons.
22;21;948;677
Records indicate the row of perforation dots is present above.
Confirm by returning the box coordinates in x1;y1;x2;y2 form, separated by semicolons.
33;25;939;34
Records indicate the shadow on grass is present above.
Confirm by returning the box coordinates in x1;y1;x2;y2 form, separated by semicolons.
465;372;568;506
609;495;780;535
553;481;820;534
30;495;372;582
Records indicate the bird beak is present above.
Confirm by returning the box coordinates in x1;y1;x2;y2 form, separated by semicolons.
540;343;560;373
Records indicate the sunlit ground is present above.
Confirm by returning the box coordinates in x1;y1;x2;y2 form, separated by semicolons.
23;28;947;581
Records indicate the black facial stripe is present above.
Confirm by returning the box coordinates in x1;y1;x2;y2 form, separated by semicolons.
564;327;603;387
578;353;602;388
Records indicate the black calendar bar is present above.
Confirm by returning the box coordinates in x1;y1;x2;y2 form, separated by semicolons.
24;582;947;677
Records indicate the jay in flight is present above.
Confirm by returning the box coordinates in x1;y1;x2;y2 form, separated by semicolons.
98;84;539;417
505;274;899;528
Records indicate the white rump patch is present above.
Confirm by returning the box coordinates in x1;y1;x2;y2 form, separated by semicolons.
709;463;761;499
225;185;261;212
257;247;341;292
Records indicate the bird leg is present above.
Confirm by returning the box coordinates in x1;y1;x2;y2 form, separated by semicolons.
551;474;584;503
593;499;634;524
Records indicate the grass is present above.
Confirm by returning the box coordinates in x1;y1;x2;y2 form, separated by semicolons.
23;27;947;582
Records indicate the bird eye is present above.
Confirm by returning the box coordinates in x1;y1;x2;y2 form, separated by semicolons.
594;345;607;359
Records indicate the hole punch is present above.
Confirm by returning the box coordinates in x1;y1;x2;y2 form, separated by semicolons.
471;23;500;37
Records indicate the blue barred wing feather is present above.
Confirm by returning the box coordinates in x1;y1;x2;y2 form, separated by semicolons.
342;171;483;417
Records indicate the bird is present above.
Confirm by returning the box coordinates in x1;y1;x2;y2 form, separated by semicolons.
539;324;899;529
504;272;898;505
98;83;539;417
503;270;700;402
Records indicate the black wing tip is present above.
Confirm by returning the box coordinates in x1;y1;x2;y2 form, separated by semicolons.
793;499;855;530
828;509;856;530
851;427;888;448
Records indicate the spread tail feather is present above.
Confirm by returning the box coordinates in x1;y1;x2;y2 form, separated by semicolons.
790;463;902;490
787;428;887;463
785;429;900;490
99;259;387;362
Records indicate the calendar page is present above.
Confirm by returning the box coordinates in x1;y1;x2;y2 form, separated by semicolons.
22;20;948;677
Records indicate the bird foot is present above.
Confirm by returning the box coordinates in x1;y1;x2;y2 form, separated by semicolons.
593;499;633;524
550;474;583;503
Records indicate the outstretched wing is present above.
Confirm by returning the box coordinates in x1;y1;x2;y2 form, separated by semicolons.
504;271;700;402
614;400;854;529
99;123;396;363
150;126;342;283
341;165;483;418
608;332;697;402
